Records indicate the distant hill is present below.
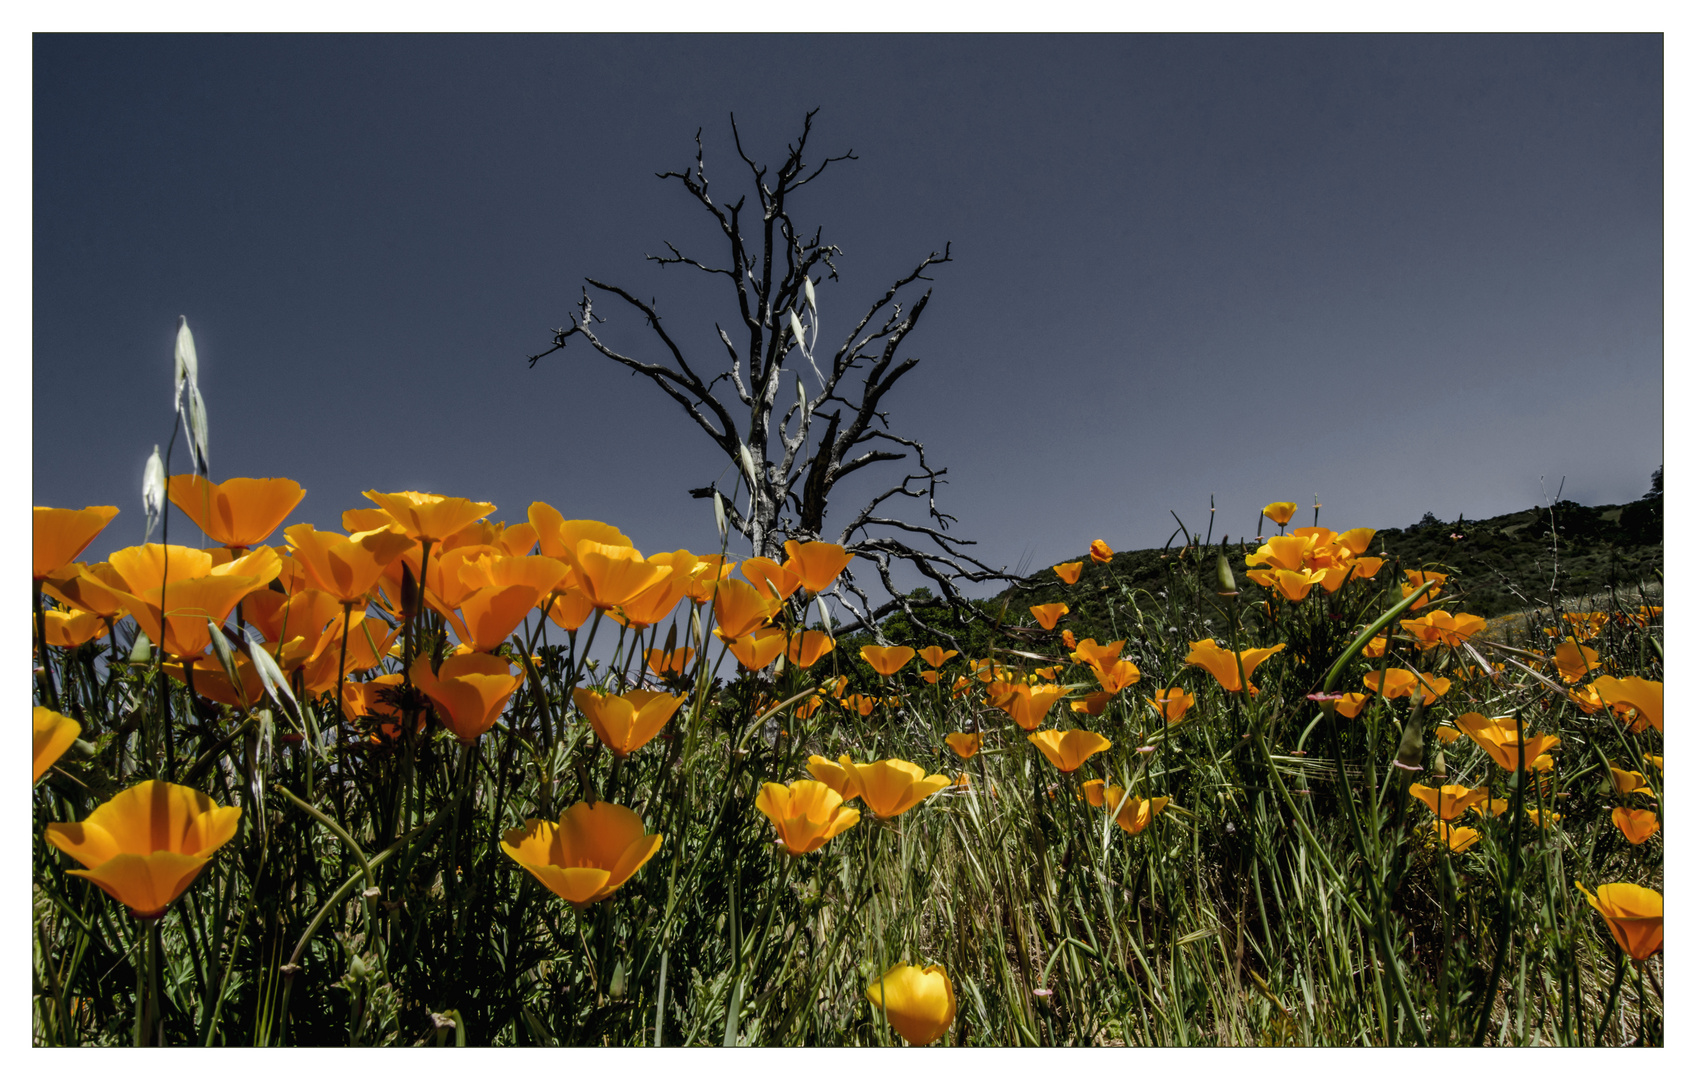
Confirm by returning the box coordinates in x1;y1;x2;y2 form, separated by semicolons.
999;491;1662;626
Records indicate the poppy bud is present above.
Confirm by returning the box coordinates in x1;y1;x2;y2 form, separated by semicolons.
1392;693;1427;772
1215;549;1238;596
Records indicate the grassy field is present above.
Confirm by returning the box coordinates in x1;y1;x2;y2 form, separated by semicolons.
31;486;1663;1047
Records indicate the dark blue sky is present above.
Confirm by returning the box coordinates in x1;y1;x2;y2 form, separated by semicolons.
33;34;1662;593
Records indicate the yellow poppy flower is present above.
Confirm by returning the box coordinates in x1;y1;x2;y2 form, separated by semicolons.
168;476;304;550
501;802;661;908
1576;882;1662;960
284;524;416;605
1551;638;1601;684
917;646;958;669
1608;766;1652;795
1069;637;1125;670
839;693;878;717
33;506;120;581
106;545;281;658
1052;561;1083;585
1028;729;1111;773
44;780;241;918
866;963;956;1046
860;645;916;676
1262;501;1297;526
1070;691;1113;716
781;540;854;593
33;706;81;784
608;551;693;628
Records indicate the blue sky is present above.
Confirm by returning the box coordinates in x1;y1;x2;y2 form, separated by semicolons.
32;34;1663;596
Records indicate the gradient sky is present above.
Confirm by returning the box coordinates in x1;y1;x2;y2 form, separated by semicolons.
32;34;1663;599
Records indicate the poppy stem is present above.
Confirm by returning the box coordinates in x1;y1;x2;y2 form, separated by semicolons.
1593;947;1625;1045
34;580;62;713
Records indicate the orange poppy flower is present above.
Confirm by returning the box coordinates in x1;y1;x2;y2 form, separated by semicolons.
573;687;685;757
1361;668;1450;700
410;652;523;743
1093;659;1142;695
43;780;241;918
839;693;878;717
860;645;917;676
1028;729;1112;772
1244;534;1314;573
284;524;417;605
680;554;736;603
718;625;787;670
544;586;595;632
168;476;304;550
1400;610;1488;649
1070;691;1113;717
711;578;778;639
742;556;803;602
501;801;661;908
806;753;863;801
1608;766;1652;796
1000;683;1068;730
1334;692;1372;719
866;963;956;1047
1611;807;1659;845
1576;882;1661;960
1550;638;1601;684
42;562;129;620
608;551;692;628
106;545;280;657
1029;603;1068;630
1262;501;1297;527
1052;561;1083;585
1152;687;1194;724
781;540;854;593
1097;786;1169;834
785;629;836;668
1408;783;1491;821
945;732;982;759
843;758;952;818
1588;675;1661;733
1184;639;1286;694
1455;713;1560;772
915;646;957;671
1424;821;1481;853
40;608;110;650
755;780;860;855
646;647;695;678
33;706;81;784
1069;638;1125;670
570;542;675;612
1089;539;1113;564
33;506;120;581
1402;570;1447;611
362;490;495;545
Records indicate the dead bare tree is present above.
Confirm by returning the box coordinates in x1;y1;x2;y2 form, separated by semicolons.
528;111;1015;645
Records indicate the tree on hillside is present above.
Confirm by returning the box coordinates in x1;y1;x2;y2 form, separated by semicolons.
529;111;1014;643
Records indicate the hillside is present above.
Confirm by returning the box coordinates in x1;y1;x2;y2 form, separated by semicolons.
967;489;1663;653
